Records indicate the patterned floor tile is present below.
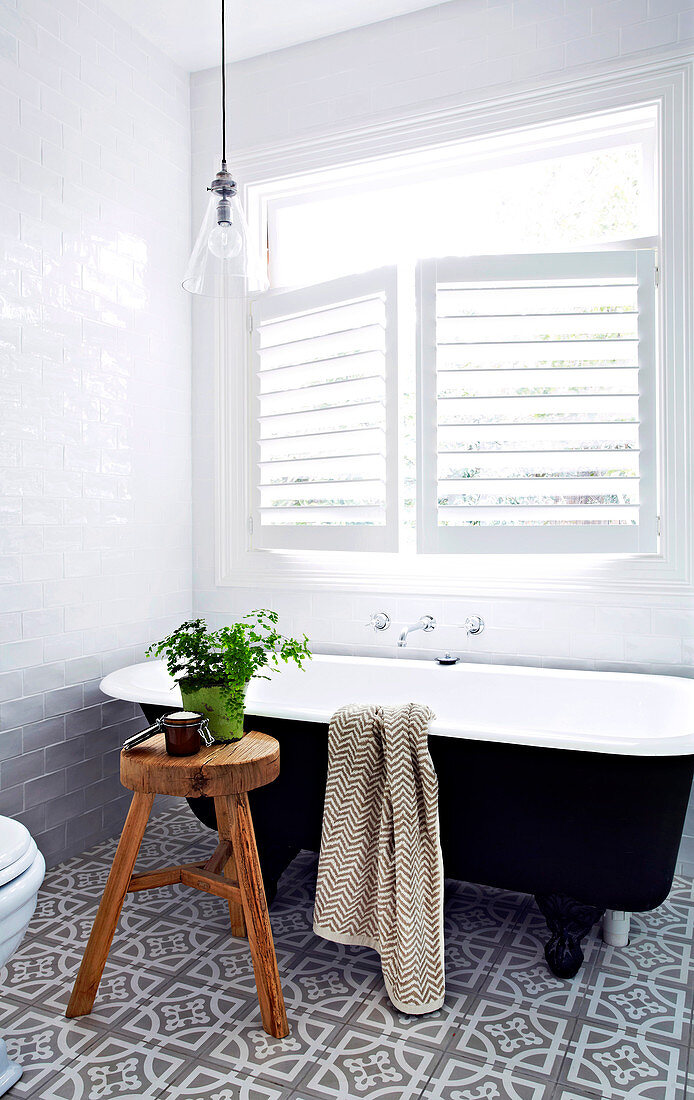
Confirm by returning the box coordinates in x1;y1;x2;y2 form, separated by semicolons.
40;858;112;901
445;892;520;947
421;1051;555;1099
300;933;382;973
37;900;152;954
159;889;246;935
2;798;692;1100
480;945;593;1018
132;834;213;864
69;962;173;1036
561;1022;689;1098
0;941;84;1013
162;1059;292;1099
272;953;383;1026
630;898;694;943
269;900;319;953
41;1033;186;1100
0;1006;99;1098
295;1025;439;1099
450;996;574;1080
123;881;189;915
124;977;255;1057
278;875;318;907
111;916;224;975
551;1091;611;1100
597;933;694;989
579;970;692;1045
350;985;473;1050
667;875;694;904
444;936;499;994
142;814;209;842
204;1008;341;1089
24;890;94;941
187;939;299;999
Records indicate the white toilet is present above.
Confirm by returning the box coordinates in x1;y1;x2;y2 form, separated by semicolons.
0;816;45;1095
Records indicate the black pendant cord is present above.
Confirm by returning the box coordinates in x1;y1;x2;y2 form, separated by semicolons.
221;0;226;167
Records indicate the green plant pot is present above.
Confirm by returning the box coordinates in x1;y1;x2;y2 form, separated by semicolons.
180;683;247;742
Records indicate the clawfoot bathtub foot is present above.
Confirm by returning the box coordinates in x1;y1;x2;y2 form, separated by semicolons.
535;893;605;979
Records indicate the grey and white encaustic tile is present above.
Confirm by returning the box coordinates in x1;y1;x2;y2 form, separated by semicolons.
1;799;693;1100
448;996;574;1081
420;1051;556;1100
295;1026;439;1099
42;1034;186;1100
560;1023;690;1099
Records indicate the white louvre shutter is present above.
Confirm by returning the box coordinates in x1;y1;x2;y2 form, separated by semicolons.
251;269;398;551
417;251;657;553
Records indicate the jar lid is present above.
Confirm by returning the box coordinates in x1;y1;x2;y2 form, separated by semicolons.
164;710;202;726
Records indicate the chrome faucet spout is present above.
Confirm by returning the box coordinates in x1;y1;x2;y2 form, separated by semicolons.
397;614;436;648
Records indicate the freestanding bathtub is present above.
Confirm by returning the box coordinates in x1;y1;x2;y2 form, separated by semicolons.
101;654;694;978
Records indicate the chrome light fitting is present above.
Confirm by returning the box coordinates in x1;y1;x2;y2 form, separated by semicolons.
183;0;267;298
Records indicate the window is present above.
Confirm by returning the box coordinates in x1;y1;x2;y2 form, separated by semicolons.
267;105;656;289
417;251;657;554
250;249;657;555
248;105;659;557
251;269;399;551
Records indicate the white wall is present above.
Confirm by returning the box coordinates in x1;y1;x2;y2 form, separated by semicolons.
0;0;192;866
190;0;694;874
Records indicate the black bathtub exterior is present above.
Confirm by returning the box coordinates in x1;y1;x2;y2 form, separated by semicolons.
140;704;694;975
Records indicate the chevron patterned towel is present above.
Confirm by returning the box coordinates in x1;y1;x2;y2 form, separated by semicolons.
313;702;444;1014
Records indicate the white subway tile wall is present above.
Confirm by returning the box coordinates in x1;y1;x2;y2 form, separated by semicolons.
191;0;694;873
0;0;192;866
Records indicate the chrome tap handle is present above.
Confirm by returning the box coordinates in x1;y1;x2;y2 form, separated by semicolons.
367;611;391;631
464;615;484;635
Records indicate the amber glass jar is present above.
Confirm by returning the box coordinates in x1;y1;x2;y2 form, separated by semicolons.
163;711;203;756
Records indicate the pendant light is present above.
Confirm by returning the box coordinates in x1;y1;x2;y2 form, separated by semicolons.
183;0;267;298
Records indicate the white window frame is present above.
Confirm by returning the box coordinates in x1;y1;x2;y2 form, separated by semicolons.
212;61;693;601
417;250;658;556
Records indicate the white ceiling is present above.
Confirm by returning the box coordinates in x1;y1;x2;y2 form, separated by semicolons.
106;0;448;72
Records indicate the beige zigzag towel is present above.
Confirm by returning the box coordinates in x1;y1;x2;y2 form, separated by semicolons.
313;703;444;1014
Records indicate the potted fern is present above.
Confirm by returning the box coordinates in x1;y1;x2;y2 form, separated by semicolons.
147;612;311;742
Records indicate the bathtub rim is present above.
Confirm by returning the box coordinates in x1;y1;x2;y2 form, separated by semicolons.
101;654;694;758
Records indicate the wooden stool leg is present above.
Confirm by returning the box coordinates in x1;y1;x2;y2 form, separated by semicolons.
215;794;288;1038
222;846;247;938
206;838;246;938
66;792;154;1018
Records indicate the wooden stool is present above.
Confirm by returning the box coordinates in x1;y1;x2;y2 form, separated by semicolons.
65;730;288;1038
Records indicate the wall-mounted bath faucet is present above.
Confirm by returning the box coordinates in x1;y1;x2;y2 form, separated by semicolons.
367;611;391;632
397;615;436;647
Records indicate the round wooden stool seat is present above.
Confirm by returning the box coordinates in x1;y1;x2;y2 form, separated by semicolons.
120;729;280;797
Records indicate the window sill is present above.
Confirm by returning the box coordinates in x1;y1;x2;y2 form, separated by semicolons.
218;544;690;603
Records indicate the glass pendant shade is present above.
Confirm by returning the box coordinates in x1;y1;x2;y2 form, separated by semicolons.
183;190;268;298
